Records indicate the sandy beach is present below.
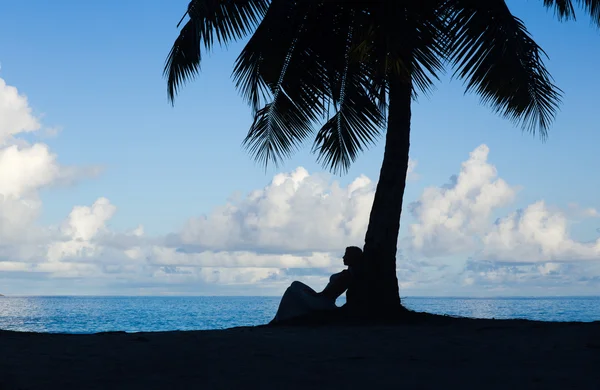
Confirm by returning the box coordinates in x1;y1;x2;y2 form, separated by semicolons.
1;315;599;390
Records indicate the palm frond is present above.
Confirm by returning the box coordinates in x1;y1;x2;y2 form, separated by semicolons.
244;98;315;168
164;0;269;103
312;67;384;174
577;0;600;25
309;6;384;173
351;26;390;115
164;19;202;104
541;0;577;20
232;0;300;113
237;1;388;172
404;1;448;97
351;0;447;101
238;0;324;167
448;0;563;138
540;0;600;26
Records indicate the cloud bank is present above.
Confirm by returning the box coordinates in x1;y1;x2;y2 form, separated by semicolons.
1;76;599;296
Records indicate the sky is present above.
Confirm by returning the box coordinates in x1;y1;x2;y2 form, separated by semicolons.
0;0;599;296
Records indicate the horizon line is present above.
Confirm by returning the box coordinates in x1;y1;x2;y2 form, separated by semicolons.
2;295;599;299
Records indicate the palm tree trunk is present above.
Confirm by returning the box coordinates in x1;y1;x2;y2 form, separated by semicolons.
362;78;412;315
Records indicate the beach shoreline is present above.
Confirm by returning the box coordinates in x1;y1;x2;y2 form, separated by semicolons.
1;315;599;389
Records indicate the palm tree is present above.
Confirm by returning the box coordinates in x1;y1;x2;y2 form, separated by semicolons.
165;0;599;317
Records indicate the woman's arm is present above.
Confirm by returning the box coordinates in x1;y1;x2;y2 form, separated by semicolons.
319;270;351;300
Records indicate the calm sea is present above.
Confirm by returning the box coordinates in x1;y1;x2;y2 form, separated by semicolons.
0;296;598;334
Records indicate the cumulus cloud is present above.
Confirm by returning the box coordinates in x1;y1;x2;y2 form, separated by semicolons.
0;78;41;144
0;75;350;294
482;201;600;263
407;145;600;264
172;158;419;255
151;247;337;269
0;144;61;197
175;167;375;254
1;73;600;296
1;75;354;294
402;144;600;293
408;145;516;256
47;197;117;262
0;77;104;269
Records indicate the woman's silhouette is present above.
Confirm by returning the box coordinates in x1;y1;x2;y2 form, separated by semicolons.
272;246;363;323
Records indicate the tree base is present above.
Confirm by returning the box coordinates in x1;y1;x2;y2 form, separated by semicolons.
267;304;455;327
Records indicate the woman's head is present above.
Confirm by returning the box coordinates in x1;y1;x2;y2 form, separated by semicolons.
343;246;363;266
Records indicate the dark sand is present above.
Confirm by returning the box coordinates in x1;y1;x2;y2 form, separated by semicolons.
1;316;599;390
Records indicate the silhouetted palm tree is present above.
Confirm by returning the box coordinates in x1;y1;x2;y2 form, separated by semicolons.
165;0;599;316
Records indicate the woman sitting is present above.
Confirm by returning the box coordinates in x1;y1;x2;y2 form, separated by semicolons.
271;246;363;323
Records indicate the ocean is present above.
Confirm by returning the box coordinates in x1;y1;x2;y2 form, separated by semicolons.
0;296;598;334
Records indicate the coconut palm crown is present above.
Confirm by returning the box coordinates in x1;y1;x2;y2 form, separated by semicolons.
165;0;599;314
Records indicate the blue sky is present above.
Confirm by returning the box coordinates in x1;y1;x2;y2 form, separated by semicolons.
0;0;599;296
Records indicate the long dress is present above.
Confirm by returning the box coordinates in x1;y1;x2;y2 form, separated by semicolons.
272;270;351;323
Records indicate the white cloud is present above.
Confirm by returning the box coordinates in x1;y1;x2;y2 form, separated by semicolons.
1;74;600;296
0;75;353;293
482;200;600;263
408;145;516;256
0;77;103;267
176;167;374;254
406;145;600;268
0;78;41;145
398;144;600;294
47;197;117;262
151;247;337;269
0;143;62;198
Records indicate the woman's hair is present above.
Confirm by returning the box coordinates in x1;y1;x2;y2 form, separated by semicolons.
345;246;363;259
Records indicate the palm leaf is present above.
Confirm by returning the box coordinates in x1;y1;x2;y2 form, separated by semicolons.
541;0;600;26
236;1;388;172
165;17;202;104
447;0;563;137
388;0;447;96
578;0;600;25
310;6;385;173
541;0;577;20
232;0;302;114
351;0;447;102
164;0;269;103
312;67;384;174
237;0;324;167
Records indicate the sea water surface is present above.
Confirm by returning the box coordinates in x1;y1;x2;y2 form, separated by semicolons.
0;296;598;334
